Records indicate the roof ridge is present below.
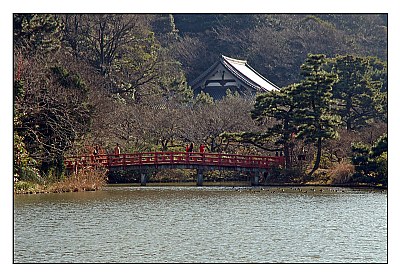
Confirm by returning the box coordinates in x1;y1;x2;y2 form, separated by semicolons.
245;63;281;90
221;58;260;90
221;55;247;65
223;55;280;90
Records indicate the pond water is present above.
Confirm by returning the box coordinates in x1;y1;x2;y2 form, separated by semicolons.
13;185;387;263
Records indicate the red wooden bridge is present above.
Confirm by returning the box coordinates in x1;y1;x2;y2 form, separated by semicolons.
64;152;285;185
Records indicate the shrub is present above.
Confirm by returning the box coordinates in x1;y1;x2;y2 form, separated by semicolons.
351;133;387;186
14;181;39;193
49;168;107;192
266;167;304;183
329;162;355;184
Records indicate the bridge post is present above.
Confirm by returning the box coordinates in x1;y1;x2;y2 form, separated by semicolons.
251;170;260;186
140;173;147;186
197;169;204;186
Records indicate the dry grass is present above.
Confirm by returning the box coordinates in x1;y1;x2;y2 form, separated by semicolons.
14;181;45;194
49;168;107;193
328;162;355;184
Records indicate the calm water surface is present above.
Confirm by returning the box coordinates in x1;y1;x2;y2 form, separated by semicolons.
14;185;387;263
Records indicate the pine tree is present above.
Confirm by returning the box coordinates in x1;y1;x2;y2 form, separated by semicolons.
352;133;387;186
293;54;340;176
251;84;298;167
330;55;386;130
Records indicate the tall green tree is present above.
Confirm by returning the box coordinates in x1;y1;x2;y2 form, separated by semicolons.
60;14;191;104
61;14;150;76
293;54;340;176
60;15;153;91
251;84;298;167
14;13;93;178
366;56;387;123
14;13;65;179
330;55;386;130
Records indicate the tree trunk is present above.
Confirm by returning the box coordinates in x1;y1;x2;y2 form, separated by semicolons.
99;21;106;75
284;143;291;169
309;137;322;176
346;94;353;131
210;137;217;152
161;140;168;151
346;119;352;131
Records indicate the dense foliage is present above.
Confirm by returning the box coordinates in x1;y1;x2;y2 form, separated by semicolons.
248;53;386;179
330;55;387;130
171;14;387;87
352;134;388;186
13;14;387;185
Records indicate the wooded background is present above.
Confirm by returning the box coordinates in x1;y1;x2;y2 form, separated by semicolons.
13;14;387;184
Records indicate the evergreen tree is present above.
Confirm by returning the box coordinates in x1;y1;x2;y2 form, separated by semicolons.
13;80;38;182
367;56;387;123
352;133;387;186
60;14;159;88
251;85;298;167
194;91;214;106
293;54;340;176
151;14;179;46
14;14;63;55
14;14;93;179
330;55;386;130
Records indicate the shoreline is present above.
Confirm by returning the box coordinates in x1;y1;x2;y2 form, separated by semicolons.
106;181;387;189
14;180;386;195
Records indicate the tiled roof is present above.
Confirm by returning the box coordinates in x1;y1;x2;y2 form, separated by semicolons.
221;55;280;91
190;55;280;92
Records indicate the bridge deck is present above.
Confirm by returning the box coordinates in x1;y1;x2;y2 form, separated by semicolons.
64;151;285;172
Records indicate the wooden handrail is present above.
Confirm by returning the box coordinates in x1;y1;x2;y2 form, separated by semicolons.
64;152;285;171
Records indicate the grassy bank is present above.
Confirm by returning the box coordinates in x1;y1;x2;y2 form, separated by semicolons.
15;166;386;194
14;169;107;195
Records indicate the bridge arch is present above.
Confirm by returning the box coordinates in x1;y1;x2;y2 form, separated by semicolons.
64;151;285;185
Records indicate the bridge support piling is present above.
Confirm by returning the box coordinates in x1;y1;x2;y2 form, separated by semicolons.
65;153;284;185
197;169;204;186
140;173;147;186
251;170;260;186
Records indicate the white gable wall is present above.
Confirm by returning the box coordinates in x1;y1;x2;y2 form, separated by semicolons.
200;63;246;89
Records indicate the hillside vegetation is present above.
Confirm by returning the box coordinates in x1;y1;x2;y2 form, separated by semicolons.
13;14;387;187
168;14;387;86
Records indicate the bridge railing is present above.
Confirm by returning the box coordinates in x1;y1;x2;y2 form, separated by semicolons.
64;152;285;171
